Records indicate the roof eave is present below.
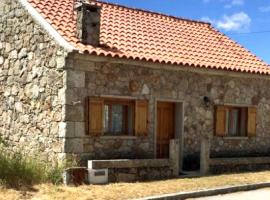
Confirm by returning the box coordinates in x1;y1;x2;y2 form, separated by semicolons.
19;0;76;52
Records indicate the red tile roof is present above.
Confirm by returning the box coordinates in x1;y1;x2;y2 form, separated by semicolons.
28;0;270;75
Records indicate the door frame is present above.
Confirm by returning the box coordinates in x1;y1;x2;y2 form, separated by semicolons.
154;98;185;169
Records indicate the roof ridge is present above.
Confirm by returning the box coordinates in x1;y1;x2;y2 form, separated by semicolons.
88;0;211;26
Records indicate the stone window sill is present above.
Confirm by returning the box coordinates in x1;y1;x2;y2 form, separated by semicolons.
99;136;137;140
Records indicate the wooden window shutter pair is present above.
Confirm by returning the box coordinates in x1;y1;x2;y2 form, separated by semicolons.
88;98;149;136
215;106;257;137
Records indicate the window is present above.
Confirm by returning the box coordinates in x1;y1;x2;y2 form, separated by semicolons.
103;99;134;136
215;106;257;137
225;107;247;137
88;97;149;137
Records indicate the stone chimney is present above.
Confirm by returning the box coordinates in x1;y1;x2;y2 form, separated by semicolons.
76;2;101;46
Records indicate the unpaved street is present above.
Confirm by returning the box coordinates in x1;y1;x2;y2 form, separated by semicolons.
188;188;270;200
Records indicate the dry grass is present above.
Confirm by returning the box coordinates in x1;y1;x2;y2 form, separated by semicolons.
1;171;270;200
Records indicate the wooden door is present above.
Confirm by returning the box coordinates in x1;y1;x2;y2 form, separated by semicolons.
156;102;175;158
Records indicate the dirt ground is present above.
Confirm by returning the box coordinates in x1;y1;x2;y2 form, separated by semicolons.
188;188;270;200
1;171;270;200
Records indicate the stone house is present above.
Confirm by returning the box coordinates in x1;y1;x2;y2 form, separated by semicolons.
1;0;270;174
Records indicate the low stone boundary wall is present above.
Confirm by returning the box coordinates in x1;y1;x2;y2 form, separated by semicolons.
89;159;174;182
108;166;173;182
87;139;180;183
210;157;270;165
209;157;270;173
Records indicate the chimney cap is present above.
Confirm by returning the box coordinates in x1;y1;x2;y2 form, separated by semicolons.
75;0;101;11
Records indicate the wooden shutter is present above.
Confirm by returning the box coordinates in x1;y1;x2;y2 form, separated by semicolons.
247;107;257;137
215;106;226;137
135;100;149;136
89;98;104;136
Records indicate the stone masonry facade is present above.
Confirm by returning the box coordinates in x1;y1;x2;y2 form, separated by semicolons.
65;54;270;164
0;0;69;163
1;0;270;167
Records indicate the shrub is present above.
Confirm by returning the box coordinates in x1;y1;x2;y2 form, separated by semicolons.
45;164;65;185
0;150;44;187
0;134;79;187
0;142;68;187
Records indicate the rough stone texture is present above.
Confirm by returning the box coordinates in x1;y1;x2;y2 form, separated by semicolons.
209;156;270;173
66;56;270;166
88;158;174;182
0;0;68;163
170;139;180;176
108;166;173;182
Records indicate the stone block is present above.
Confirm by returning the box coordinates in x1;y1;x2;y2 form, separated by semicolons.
65;88;87;105
117;173;136;182
64;138;84;153
59;121;75;138
83;143;94;152
169;139;180;177
73;60;95;71
200;138;210;175
75;122;86;137
64;105;84;122
67;70;85;88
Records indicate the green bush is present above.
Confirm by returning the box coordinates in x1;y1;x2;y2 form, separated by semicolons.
0;151;44;187
0;134;77;187
0;136;67;187
0;151;66;187
45;164;65;185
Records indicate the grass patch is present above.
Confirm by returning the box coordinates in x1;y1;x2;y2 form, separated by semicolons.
0;149;64;188
0;135;65;188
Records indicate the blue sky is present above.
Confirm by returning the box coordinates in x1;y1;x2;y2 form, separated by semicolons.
105;0;270;64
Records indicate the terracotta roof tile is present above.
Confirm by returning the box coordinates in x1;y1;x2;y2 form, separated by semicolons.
28;0;270;75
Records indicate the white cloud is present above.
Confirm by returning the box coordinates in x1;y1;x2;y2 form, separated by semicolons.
203;0;245;8
231;0;244;5
201;17;214;24
201;12;251;32
225;0;245;8
259;6;270;12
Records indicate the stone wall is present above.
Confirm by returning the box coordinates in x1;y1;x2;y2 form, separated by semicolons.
0;0;68;163
108;166;173;182
65;55;270;165
210;157;270;174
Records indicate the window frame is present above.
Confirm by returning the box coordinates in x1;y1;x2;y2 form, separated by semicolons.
87;96;149;137
103;98;135;136
215;105;256;138
225;106;247;137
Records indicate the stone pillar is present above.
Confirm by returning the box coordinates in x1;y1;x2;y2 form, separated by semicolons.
200;137;210;175
169;139;180;177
